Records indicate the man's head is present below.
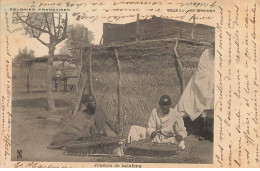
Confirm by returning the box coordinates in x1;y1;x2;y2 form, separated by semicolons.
159;95;172;114
81;94;96;110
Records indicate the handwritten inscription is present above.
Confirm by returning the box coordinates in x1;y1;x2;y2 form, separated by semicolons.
256;144;259;163
235;110;241;133
216;144;224;167
215;2;259;167
217;115;223;142
1;96;5;134
4;134;11;160
216;6;223;49
176;1;217;8
5;9;11;57
234;30;240;64
14;162;68;168
225;85;231;126
234;137;241;167
216;71;223;112
13;162;141;168
234;69;240;99
2;8;13;166
24;1;216;23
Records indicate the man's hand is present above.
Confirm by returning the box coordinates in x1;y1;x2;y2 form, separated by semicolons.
99;130;107;137
82;132;90;139
150;130;161;140
175;134;184;141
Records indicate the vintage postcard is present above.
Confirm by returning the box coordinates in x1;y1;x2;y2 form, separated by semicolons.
0;0;259;168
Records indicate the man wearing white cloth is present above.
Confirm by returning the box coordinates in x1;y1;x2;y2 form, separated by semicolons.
128;95;187;148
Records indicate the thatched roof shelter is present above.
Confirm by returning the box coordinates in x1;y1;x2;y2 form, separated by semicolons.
21;54;77;93
79;38;212;131
21;54;76;63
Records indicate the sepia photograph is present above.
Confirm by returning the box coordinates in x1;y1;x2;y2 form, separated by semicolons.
1;0;259;168
11;11;215;163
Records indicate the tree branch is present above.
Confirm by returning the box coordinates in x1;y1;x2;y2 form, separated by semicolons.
35;35;49;46
44;13;52;36
57;13;61;37
28;14;48;46
52;13;57;37
17;12;50;34
56;13;68;44
28;15;35;36
38;14;45;32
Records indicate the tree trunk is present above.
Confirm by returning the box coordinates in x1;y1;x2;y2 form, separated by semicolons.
46;45;56;111
26;63;32;93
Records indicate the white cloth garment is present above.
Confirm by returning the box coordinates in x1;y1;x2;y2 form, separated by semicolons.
177;48;215;121
128;125;146;143
128;108;187;144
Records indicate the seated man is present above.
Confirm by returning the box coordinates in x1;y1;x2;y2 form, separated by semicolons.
48;94;119;149
128;95;187;147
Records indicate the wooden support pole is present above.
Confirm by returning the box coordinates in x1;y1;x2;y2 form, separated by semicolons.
172;39;185;93
62;61;66;91
26;63;32;93
135;14;140;42
73;73;87;116
99;34;103;45
191;14;196;39
88;46;93;95
62;61;65;78
114;48;123;136
74;49;83;94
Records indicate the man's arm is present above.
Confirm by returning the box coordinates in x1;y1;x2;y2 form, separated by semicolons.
95;108;119;135
104;114;120;135
147;109;158;140
175;116;187;141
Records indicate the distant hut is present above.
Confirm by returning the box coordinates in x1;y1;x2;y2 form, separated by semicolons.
16;54;78;93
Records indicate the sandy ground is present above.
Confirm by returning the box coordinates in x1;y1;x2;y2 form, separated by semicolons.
11;92;213;163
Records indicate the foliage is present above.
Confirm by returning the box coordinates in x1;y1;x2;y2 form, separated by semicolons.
12;12;69;111
60;24;94;56
13;47;35;67
12;12;68;48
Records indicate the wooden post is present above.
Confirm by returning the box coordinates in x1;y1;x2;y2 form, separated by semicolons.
114;48;123;136
26;62;32;93
62;61;65;78
135;14;140;42
72;73;87;116
62;61;66;91
191;14;196;39
88;46;93;95
172;39;185;93
99;34;103;45
74;49;83;95
64;78;68;92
